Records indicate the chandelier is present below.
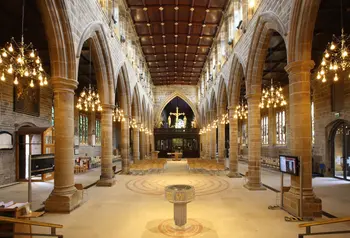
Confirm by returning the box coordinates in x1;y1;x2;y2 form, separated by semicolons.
220;111;229;124
211;120;218;129
0;0;48;87
317;0;350;83
234;100;248;120
129;118;138;128
199;124;212;135
259;79;287;109
76;84;102;112
113;106;125;122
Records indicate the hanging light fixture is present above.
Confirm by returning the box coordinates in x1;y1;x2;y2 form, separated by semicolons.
113;106;125;122
129;118;138;128
220;111;229;124
317;0;350;83
211;119;218;129
259;78;287;109
234;100;248;120
0;0;48;86
76;84;102;112
76;40;102;112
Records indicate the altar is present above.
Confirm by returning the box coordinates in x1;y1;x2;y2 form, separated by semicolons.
167;152;183;161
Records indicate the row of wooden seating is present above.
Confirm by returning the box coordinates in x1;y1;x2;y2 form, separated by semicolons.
239;155;280;171
74;165;87;174
187;159;226;175
129;159;167;175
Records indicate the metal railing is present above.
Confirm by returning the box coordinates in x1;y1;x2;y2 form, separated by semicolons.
298;217;350;237
0;216;63;237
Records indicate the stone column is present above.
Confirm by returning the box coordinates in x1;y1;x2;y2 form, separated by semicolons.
284;60;322;218
45;78;82;212
227;106;241;178
206;122;211;159
88;111;96;145
244;94;265;190
140;125;145;160
211;126;217;160
97;104;115;186
121;116;130;173
217;121;226;164
133;124;140;162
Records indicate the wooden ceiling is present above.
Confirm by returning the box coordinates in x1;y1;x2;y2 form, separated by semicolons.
126;0;229;85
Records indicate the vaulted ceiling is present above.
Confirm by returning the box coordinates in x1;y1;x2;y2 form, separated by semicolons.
126;0;229;85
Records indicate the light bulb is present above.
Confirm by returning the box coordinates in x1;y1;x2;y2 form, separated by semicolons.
44;77;48;85
32;69;37;76
24;71;29;77
40;80;44;86
2;52;7;57
7;65;13;74
30;50;35;58
8;44;13;52
343;50;348;57
322;76;326;83
1;73;5;81
330;43;336;50
334;74;339;82
320;69;325;75
248;0;255;8
38;75;43;80
17;56;22;63
35;57;40;64
325;52;330;58
30;80;34;87
321;60;326;66
14;77;18;85
0;56;2;64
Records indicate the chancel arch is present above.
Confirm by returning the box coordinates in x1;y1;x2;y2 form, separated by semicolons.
155;91;200;128
155;96;199;159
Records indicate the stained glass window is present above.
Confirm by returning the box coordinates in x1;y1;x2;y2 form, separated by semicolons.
96;119;101;145
261;116;268;145
276;110;286;145
79;113;89;144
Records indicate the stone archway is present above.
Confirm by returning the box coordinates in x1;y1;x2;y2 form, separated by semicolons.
155;91;200;128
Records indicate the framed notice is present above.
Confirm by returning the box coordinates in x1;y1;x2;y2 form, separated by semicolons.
0;131;13;150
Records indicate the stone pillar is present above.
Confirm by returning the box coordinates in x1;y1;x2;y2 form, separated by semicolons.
211;127;217;160
45;78;82;212
284;60;322;218
88;111;96;145
97;104;115;186
206;123;211;159
140;125;145;160
133;125;140;162
227;106;241;178
244;94;265;190
121;116;130;173
217;121;225;164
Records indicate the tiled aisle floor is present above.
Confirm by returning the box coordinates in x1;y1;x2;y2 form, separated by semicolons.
0;161;121;211
30;161;350;238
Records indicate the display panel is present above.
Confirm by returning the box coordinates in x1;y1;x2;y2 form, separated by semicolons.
279;155;299;176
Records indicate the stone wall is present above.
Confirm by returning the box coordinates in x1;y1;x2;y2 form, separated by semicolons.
312;77;350;175
153;85;198;125
0;79;52;186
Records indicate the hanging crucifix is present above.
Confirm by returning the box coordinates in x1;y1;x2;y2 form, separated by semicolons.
169;107;185;128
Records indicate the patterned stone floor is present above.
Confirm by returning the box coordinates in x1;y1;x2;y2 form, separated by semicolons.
31;160;350;238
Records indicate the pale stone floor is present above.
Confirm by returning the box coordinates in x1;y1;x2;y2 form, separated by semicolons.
24;160;350;238
0;161;122;211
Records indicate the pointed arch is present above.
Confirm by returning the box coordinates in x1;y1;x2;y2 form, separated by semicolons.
246;11;288;96
115;64;132;117
131;84;141;121
37;0;75;80
228;56;245;108
217;77;229;115
76;21;115;105
155;91;200;127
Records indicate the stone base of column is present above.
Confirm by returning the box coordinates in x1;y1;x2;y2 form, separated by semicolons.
45;189;83;213
227;171;242;178
244;182;266;191
96;178;116;187
283;191;322;218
